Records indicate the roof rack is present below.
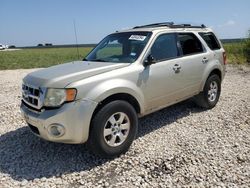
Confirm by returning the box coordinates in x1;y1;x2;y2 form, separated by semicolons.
133;22;206;29
133;22;174;29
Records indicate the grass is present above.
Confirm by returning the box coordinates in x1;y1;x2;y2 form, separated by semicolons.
0;47;92;70
0;42;249;70
223;42;247;64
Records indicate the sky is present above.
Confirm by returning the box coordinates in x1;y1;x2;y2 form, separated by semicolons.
0;0;250;47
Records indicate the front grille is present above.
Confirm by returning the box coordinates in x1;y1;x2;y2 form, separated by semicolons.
22;84;45;110
22;100;42;112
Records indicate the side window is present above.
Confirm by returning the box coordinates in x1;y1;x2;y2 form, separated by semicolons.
151;33;178;62
199;32;221;50
178;33;204;55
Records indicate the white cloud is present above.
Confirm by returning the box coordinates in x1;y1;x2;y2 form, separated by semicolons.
218;20;236;28
226;20;236;25
212;20;247;39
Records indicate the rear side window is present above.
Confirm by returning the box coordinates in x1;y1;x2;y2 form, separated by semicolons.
199;32;221;50
178;33;204;55
151;33;178;61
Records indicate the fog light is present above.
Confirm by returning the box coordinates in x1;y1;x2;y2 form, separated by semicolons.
48;124;65;137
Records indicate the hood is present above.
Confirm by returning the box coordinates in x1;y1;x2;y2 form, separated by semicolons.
23;61;129;88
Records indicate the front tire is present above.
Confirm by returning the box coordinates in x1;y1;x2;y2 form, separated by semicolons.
87;100;138;158
194;74;221;109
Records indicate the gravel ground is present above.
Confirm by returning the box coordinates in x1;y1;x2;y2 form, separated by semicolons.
0;65;249;188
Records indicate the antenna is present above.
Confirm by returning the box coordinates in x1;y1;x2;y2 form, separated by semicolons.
73;20;80;59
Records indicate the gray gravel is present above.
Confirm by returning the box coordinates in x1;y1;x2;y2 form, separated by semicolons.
0;65;249;188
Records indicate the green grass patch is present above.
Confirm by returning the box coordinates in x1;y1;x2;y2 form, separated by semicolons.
223;42;247;64
0;42;249;70
0;47;93;70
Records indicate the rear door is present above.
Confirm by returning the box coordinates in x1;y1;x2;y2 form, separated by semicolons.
175;33;209;96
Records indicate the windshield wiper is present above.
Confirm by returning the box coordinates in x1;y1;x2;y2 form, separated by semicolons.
88;59;107;62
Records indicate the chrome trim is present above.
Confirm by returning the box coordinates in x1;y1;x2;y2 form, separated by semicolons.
22;83;46;110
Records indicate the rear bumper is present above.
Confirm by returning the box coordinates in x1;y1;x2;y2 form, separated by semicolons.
20;99;97;144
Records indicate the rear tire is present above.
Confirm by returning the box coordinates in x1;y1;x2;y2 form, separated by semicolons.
87;100;138;158
194;74;221;109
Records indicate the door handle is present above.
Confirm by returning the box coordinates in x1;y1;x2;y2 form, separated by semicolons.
202;57;209;63
173;64;181;73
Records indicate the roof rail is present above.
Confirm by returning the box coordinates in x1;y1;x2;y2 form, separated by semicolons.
169;24;206;28
133;22;174;29
133;22;206;29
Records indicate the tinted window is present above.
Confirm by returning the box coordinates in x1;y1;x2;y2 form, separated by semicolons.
178;33;203;55
151;33;178;61
199;32;221;50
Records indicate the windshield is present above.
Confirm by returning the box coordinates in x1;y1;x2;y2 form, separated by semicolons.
85;32;152;63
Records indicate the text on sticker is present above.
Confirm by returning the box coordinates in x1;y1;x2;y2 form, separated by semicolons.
129;35;146;41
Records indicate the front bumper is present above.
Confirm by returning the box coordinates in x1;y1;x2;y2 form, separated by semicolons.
20;99;97;144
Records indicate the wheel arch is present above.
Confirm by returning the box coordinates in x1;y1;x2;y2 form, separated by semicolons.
208;69;222;80
92;93;141;118
200;66;222;91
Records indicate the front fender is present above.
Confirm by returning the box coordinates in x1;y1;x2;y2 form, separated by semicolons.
84;79;145;114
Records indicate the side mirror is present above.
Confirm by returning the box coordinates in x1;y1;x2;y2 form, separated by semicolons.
144;54;156;66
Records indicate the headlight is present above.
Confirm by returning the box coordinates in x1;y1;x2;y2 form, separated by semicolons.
44;88;77;107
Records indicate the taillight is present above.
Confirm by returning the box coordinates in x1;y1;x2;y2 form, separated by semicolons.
223;52;227;65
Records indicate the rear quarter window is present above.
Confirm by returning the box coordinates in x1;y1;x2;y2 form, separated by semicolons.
199;32;221;50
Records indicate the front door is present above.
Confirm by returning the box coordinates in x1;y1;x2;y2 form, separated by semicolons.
142;33;185;111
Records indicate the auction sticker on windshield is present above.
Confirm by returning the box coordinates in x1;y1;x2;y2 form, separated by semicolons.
129;35;146;41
